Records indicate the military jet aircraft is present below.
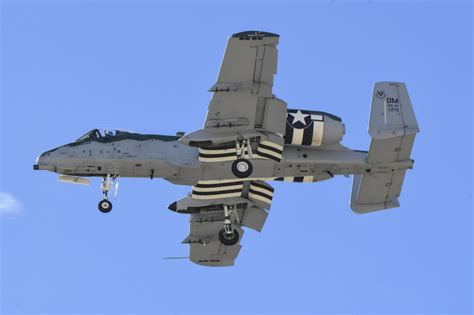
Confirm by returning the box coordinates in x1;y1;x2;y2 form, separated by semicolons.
34;31;419;266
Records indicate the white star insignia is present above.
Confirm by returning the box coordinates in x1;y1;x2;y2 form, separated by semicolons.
289;110;309;126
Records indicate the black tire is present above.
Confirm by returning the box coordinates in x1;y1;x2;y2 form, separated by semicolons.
231;158;253;178
218;228;240;246
98;199;112;213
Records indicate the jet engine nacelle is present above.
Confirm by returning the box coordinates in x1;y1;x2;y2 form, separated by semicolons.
284;109;345;146
168;195;269;232
168;196;250;214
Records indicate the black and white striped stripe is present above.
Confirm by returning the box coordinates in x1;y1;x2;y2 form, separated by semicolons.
255;140;283;162
274;176;314;183
198;145;247;163
191;180;244;200
248;181;274;205
191;179;275;207
198;141;283;163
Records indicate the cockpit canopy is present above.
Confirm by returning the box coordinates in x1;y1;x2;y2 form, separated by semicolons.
73;128;181;144
75;129;133;142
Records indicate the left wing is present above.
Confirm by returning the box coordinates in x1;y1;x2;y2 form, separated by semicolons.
180;31;287;147
205;31;279;131
170;180;274;266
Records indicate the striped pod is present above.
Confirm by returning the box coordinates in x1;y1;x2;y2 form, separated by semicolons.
274;176;314;183
255;140;283;162
198;145;248;163
191;180;244;200
248;181;274;205
198;141;283;163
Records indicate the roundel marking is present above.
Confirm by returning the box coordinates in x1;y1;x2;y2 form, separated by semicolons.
286;110;313;129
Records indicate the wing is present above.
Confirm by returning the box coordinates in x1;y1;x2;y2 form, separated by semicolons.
171;180;274;266
209;31;279;96
205;31;279;131
181;31;286;147
184;214;245;266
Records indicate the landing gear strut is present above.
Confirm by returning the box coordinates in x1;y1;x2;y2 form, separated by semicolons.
231;139;253;178
98;174;118;213
219;228;240;246
218;205;240;246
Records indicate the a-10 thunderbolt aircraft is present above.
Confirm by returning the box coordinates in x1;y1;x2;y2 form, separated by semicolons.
34;31;419;266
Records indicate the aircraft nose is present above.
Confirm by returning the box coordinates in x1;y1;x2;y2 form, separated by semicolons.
37;150;50;163
37;151;47;162
33;150;57;171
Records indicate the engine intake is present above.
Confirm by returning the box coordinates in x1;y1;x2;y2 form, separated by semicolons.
284;109;344;146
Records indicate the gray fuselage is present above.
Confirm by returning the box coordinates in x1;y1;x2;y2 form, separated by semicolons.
35;132;412;186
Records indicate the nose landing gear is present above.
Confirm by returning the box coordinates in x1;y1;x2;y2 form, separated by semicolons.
98;174;118;213
98;199;112;213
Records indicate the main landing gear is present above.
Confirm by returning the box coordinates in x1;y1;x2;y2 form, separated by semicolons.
231;139;253;178
98;174;119;213
232;159;253;178
218;205;240;246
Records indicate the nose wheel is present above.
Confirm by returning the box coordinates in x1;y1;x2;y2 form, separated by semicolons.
98;174;118;213
98;199;112;213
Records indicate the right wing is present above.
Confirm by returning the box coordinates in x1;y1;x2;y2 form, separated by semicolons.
185;214;245;267
171;180;274;266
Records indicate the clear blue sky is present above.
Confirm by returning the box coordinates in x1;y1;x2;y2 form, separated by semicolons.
1;1;472;314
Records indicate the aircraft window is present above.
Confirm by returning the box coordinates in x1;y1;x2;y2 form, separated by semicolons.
76;129;100;142
75;129;132;142
98;129;131;138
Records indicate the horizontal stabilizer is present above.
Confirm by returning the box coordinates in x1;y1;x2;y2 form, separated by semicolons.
351;173;405;213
